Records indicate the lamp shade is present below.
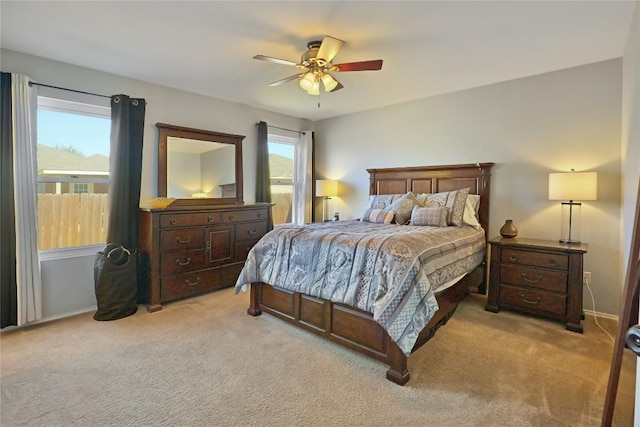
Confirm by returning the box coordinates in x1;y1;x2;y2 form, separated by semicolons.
316;179;339;197
549;172;597;201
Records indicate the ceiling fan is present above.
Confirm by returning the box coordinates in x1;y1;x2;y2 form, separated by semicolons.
253;35;383;95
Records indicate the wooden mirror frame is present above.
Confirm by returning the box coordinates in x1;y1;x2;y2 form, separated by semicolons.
156;123;244;206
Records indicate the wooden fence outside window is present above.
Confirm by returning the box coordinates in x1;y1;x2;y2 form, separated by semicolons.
37;191;293;250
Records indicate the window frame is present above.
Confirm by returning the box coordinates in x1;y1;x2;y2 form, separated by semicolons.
36;94;111;258
268;134;298;225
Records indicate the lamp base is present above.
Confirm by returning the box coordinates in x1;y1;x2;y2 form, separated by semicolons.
559;238;582;245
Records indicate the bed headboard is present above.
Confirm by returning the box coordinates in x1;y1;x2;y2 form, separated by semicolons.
367;163;494;234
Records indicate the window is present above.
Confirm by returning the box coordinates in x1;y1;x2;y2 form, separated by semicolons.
36;97;111;250
268;135;296;225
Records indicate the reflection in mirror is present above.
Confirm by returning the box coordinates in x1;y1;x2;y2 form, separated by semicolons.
156;123;244;206
167;137;236;198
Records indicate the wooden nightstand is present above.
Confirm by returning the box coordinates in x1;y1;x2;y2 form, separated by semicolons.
485;237;588;333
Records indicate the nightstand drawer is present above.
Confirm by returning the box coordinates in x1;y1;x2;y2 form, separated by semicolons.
500;265;568;293
501;248;568;271
499;285;567;317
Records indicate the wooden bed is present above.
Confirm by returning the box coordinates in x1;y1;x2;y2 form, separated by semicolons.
246;163;494;385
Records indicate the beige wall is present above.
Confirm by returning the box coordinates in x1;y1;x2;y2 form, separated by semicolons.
315;59;623;316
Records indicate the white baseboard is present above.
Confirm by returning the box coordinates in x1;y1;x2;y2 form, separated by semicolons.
0;306;97;333
583;309;618;322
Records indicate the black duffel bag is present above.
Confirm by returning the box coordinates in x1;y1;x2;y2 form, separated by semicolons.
93;243;138;321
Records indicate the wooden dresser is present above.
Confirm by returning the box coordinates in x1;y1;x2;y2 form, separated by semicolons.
485;237;587;332
139;203;271;312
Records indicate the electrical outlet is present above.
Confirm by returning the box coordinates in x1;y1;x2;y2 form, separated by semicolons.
583;271;591;285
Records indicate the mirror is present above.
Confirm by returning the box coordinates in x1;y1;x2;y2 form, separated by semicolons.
157;123;244;206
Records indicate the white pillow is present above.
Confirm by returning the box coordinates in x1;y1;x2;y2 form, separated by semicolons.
462;196;481;229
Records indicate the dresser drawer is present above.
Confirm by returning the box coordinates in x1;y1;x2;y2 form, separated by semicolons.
501;248;568;271
235;221;267;242
221;208;268;224
499;285;567;317
161;268;223;302
160;212;221;228
161;250;207;276
500;264;567;293
236;239;260;261
161;228;205;252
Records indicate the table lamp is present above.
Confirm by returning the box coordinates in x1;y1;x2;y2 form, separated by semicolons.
316;179;339;222
548;170;597;244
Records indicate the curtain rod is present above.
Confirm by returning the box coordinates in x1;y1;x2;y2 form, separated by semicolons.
28;81;111;99
255;122;306;135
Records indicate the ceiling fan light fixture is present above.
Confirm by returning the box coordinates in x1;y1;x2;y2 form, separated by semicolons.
321;73;339;92
299;72;315;91
307;80;321;96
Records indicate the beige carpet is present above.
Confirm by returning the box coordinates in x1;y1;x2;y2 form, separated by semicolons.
1;288;635;427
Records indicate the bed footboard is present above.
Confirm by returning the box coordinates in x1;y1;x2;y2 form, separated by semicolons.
246;267;479;385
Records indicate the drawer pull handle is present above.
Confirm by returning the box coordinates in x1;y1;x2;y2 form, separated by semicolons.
521;273;542;284
248;229;258;235
184;277;200;286
549;259;557;265
170;219;177;225
520;294;541;305
509;255;517;262
208;217;215;223
176;236;191;244
257;212;262;218
176;257;191;266
228;215;234;221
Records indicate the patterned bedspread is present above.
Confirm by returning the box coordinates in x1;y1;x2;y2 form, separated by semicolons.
235;220;486;354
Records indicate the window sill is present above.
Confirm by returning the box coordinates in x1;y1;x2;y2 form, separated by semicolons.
39;244;104;261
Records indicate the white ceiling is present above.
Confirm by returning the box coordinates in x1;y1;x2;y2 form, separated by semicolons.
1;1;635;121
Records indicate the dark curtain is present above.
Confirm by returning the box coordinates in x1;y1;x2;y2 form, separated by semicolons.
255;121;271;204
106;95;145;249
0;72;18;328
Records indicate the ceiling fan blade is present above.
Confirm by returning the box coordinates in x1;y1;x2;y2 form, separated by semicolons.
253;55;298;67
329;82;344;92
332;60;383;72
317;36;344;63
268;73;302;87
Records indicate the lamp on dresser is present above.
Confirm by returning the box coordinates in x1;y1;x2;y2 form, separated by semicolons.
548;169;597;244
316;179;339;222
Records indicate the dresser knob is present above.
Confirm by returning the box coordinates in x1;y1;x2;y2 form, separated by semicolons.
257;212;262;218
248;229;258;235
170;219;177;225
208;217;215;223
509;255;517;262
549;259;557;265
228;215;234;221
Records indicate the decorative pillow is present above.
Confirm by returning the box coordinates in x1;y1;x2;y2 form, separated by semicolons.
367;194;405;210
384;192;422;225
424;188;470;226
360;208;395;224
463;195;481;229
410;206;449;227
